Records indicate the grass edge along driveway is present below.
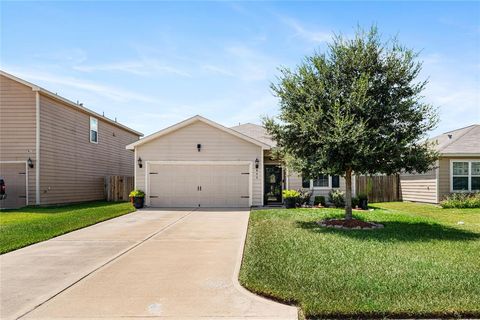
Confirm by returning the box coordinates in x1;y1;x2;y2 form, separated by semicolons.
239;202;480;319
0;201;135;254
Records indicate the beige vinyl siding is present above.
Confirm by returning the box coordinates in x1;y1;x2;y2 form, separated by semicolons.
288;171;346;200
39;94;138;205
0;75;37;205
400;169;437;203
438;156;480;201
136;120;263;206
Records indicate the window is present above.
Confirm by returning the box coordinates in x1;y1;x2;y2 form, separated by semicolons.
313;175;329;188
90;117;98;143
451;160;480;192
472;162;480;191
301;175;341;189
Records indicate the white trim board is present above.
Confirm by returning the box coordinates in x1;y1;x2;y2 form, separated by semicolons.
35;90;40;205
145;160;253;207
126;115;270;150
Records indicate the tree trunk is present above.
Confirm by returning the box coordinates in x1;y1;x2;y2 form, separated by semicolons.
345;168;353;220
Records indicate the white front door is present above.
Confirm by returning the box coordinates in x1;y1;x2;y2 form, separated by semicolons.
148;164;250;208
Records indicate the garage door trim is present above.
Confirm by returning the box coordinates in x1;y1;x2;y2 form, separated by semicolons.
145;160;253;207
0;160;29;207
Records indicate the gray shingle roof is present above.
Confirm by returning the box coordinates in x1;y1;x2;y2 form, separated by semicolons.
429;124;480;154
230;123;276;147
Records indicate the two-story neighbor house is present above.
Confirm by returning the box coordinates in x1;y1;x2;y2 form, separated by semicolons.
0;70;143;209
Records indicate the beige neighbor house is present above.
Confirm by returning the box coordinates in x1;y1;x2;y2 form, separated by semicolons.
127;115;349;208
0;70;143;209
400;124;480;204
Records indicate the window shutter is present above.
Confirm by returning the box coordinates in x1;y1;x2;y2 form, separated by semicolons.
332;175;340;188
302;177;310;188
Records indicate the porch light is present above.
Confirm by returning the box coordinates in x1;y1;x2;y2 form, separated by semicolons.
255;158;259;169
197;144;201;152
27;157;34;169
137;157;143;168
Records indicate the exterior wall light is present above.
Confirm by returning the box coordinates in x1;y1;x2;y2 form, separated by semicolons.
27;157;34;168
197;144;201;152
137;157;143;168
255;158;259;169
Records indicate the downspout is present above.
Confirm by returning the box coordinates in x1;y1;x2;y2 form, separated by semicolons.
34;89;40;205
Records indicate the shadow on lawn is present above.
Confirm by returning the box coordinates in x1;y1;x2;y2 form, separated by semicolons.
296;220;480;242
0;201;127;214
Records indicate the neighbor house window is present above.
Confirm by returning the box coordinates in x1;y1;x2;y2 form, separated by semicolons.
451;160;480;192
301;175;341;189
90;117;98;143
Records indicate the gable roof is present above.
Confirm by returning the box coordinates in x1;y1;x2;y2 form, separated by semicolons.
0;70;143;137
230;123;276;147
126;115;271;150
430;124;480;155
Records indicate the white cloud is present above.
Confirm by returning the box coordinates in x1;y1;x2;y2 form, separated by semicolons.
421;55;480;136
4;67;158;104
201;64;235;77
74;58;192;77
279;16;330;44
224;45;277;81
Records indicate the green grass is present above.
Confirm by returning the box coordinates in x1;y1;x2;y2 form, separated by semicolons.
0;201;135;254
239;202;480;319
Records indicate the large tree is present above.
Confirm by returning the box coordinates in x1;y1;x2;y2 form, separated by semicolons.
264;26;438;220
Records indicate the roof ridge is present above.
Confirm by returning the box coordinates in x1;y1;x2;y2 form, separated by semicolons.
437;124;478;152
231;122;264;128
442;124;479;134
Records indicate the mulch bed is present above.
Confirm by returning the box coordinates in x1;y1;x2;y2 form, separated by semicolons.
317;218;384;230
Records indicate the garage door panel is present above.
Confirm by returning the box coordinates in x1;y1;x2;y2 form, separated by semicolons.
148;164;250;208
198;165;249;208
149;165;199;207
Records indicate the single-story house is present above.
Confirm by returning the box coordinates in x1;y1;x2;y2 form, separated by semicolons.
400;124;480;203
0;70;143;209
126;115;349;208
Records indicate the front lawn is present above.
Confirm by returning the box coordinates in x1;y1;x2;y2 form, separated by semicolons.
0;201;135;254
239;202;480;319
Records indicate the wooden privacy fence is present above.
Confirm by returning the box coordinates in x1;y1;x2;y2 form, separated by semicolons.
355;174;401;203
105;176;134;202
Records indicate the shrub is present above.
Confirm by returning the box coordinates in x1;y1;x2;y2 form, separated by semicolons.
129;189;145;198
357;193;368;201
314;195;326;206
297;189;312;206
328;189;345;208
282;189;300;199
351;196;359;208
440;192;480;208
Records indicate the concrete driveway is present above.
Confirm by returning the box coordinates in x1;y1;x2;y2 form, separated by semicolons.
1;208;297;319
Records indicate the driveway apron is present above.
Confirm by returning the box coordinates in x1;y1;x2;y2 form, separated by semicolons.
1;208;297;319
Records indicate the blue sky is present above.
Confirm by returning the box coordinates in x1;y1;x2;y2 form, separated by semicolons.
1;1;479;137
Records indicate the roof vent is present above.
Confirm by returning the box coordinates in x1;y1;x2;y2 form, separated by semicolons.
448;134;453;139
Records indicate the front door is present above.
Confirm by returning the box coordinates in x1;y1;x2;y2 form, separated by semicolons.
264;165;282;204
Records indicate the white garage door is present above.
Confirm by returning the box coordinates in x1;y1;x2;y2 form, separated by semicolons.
148;164;250;208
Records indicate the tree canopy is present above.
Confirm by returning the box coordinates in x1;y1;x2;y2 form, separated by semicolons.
264;26;438;219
